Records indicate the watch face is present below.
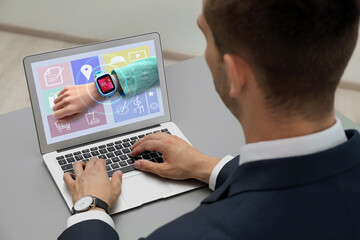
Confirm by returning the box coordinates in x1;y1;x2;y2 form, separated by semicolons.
74;195;93;211
97;74;116;94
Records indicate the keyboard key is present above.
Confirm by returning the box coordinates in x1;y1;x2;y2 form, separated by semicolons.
91;151;100;156
83;159;90;163
161;129;168;132
107;165;135;177
115;145;123;150
56;156;65;160
99;155;106;159
107;147;115;152
106;165;111;171
143;154;151;159
83;153;91;158
150;152;159;158
123;142;131;148
111;163;120;169
74;151;81;155
106;143;114;147
99;149;107;154
153;130;160;133
99;145;106;149
123;138;130;142
144;151;151;154
120;155;128;161
106;159;112;165
90;147;98;151
115;140;122;144
130;136;138;140
75;155;83;161
106;153;115;158
122;148;131;154
155;157;164;163
119;161;128;167
65;154;73;158
61;164;73;171
130;141;136;145
138;134;145;138
64;169;74;175
127;159;135;165
112;157;120;163
114;151;122;156
150;159;157;162
67;157;75;163
58;159;67;165
82;149;90;153
146;133;152;135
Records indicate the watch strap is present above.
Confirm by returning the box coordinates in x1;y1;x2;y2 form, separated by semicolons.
94;197;109;214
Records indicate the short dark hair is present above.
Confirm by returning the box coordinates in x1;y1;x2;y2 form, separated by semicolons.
205;0;360;119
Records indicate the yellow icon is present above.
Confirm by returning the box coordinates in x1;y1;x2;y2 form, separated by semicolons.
103;46;151;73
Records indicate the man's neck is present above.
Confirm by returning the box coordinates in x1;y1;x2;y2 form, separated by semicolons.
241;111;336;144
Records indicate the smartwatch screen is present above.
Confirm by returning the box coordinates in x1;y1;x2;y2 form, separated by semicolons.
97;75;115;94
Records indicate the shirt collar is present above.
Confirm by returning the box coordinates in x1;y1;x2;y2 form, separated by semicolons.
239;118;347;166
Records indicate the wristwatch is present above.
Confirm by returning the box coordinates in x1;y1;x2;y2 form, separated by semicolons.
94;70;117;99
72;195;109;215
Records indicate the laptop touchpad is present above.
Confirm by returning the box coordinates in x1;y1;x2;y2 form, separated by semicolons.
121;173;172;205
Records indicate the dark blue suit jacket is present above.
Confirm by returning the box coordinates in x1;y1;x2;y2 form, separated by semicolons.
59;130;360;240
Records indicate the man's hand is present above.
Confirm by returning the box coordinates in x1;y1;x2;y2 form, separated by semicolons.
131;133;220;184
63;158;123;210
52;82;104;123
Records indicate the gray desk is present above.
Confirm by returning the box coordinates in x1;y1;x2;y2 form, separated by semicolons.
0;56;359;240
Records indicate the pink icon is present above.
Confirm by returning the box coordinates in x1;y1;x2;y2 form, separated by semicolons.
38;62;73;90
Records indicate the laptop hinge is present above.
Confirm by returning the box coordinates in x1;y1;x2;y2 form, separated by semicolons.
57;124;161;153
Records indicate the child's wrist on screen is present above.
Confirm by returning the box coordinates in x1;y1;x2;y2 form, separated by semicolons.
90;82;105;102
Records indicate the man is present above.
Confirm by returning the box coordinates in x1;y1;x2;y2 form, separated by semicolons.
59;0;360;239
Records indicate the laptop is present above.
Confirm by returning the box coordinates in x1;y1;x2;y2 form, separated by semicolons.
23;32;203;214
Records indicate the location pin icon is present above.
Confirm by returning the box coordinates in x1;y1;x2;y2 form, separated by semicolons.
81;65;92;80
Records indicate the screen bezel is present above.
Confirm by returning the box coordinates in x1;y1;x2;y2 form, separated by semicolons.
23;33;171;154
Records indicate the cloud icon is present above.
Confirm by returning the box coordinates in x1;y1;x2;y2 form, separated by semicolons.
110;56;126;64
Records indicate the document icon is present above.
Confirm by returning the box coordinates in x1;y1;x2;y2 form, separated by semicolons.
44;66;64;87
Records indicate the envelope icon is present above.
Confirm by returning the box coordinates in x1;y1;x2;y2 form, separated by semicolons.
44;66;64;87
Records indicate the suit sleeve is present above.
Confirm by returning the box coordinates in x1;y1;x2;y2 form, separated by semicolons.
58;220;119;240
214;155;240;190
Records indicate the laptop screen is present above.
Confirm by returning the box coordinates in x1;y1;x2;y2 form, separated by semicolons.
24;34;170;153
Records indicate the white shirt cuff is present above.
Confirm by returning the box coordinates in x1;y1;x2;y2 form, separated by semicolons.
209;155;234;191
67;210;115;229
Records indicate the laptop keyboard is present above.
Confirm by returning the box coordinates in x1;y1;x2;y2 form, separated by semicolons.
56;128;171;178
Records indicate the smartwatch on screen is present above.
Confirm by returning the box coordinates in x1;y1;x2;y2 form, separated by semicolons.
94;70;117;99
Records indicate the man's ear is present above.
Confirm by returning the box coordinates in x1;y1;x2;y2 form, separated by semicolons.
224;54;248;98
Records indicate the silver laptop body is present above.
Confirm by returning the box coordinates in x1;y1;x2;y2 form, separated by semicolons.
23;33;203;214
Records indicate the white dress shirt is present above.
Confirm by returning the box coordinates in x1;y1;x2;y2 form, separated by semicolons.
67;118;347;229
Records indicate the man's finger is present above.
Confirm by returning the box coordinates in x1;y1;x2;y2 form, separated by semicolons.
111;171;123;196
63;172;75;190
73;161;85;177
86;157;97;169
130;139;165;157
134;160;163;176
131;132;165;149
